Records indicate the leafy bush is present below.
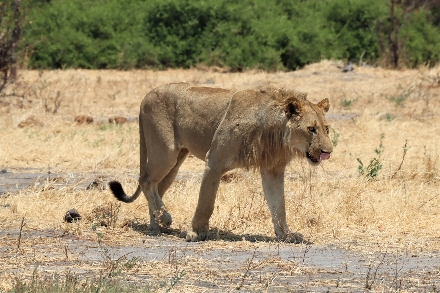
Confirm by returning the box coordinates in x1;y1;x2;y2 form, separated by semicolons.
323;0;387;62
401;9;440;67
357;134;384;181
26;0;156;69
142;0;288;70
23;0;440;70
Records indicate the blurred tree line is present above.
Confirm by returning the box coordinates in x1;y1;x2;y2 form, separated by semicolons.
1;0;440;73
0;0;23;90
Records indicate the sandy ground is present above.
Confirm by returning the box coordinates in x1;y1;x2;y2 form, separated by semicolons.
1;227;439;292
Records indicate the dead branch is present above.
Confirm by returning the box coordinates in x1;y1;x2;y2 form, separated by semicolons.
392;139;408;179
17;216;25;249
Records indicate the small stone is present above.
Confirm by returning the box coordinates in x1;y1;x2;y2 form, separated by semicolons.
109;116;128;124
86;178;105;190
1;169;7;173
18;115;44;128
64;208;81;223
74;115;93;124
342;62;354;72
221;171;242;183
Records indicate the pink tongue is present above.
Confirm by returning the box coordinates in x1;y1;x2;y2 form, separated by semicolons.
319;153;330;161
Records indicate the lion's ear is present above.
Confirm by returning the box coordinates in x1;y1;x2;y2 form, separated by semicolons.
284;97;303;119
317;98;330;112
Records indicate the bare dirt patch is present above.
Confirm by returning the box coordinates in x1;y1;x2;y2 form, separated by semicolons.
0;226;438;291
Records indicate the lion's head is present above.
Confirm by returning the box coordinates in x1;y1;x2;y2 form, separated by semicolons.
281;89;333;166
235;87;333;169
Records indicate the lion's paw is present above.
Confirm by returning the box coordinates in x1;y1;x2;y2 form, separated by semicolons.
185;231;199;242
185;229;208;242
159;211;172;227
278;232;304;244
149;222;161;232
154;209;172;228
289;232;304;244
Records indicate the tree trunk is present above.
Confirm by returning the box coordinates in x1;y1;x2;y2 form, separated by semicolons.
388;0;400;68
10;0;22;80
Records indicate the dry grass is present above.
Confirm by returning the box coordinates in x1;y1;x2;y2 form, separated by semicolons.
1;60;440;291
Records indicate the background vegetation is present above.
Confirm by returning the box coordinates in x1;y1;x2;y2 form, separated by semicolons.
3;0;440;72
0;0;24;90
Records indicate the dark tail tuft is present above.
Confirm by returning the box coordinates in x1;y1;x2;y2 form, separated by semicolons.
109;181;126;201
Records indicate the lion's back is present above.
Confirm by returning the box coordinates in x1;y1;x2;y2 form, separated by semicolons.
140;83;233;160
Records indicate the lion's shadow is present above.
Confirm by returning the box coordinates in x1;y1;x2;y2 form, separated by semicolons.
130;222;276;242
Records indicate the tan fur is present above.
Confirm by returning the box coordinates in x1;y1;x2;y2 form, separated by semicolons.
236;88;308;169
109;83;333;243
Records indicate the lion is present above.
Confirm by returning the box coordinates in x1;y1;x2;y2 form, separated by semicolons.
109;83;333;243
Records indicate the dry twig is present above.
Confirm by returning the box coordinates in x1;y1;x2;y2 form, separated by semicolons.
392;139;408;179
236;250;257;290
16;216;25;249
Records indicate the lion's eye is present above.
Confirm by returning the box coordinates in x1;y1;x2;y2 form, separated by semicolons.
308;127;316;133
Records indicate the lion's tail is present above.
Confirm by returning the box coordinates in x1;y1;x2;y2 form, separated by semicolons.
109;181;142;203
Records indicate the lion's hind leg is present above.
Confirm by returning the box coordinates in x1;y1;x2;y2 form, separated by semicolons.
158;148;189;197
141;148;189;232
140;147;185;232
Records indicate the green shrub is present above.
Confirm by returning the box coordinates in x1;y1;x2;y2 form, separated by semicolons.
26;0;155;69
401;9;440;67
323;0;387;62
275;0;340;69
23;0;440;70
142;0;288;70
357;134;384;181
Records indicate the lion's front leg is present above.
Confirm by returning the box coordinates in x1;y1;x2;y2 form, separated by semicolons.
260;167;303;244
186;165;223;242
